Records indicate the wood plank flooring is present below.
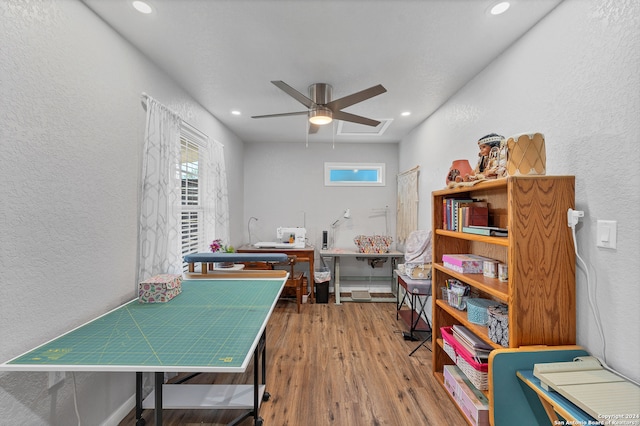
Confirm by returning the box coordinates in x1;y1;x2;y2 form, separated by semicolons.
118;296;465;425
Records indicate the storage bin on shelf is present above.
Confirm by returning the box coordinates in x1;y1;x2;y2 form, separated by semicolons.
442;254;492;274
448;292;468;310
445;279;470;310
488;304;509;347
442;334;457;363
466;298;496;325
440;326;489;390
441;286;449;301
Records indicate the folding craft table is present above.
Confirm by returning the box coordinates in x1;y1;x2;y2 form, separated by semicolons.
396;274;432;355
0;274;288;426
320;249;404;304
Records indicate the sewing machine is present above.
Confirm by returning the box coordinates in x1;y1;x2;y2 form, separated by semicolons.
254;227;307;249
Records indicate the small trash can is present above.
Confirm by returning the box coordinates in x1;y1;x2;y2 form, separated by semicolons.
314;267;331;304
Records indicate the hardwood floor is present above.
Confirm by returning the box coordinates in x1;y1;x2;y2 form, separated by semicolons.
118;295;466;425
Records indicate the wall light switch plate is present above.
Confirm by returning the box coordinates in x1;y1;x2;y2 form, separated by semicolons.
597;220;617;249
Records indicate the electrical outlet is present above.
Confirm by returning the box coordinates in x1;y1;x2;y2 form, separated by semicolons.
567;208;584;227
48;371;65;389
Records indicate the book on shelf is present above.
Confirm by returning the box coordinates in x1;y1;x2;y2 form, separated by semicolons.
462;225;508;237
455;342;491;362
444;198;477;231
458;204;489;231
452;325;493;361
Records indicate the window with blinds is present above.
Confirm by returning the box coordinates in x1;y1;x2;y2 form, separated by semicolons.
180;125;206;270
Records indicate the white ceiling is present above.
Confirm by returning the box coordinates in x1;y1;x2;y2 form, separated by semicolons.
82;0;563;144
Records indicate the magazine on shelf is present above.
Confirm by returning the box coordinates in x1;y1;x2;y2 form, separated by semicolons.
452;325;493;361
462;225;508;237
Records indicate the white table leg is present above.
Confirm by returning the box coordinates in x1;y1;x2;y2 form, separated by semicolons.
334;256;341;305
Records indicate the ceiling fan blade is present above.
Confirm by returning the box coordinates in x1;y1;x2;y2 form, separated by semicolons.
332;110;381;127
251;111;308;119
326;84;387;111
271;81;315;109
308;123;320;134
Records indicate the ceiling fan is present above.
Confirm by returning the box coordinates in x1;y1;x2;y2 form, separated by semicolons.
252;81;387;133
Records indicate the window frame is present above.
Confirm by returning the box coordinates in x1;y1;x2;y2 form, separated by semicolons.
179;123;208;270
324;162;386;186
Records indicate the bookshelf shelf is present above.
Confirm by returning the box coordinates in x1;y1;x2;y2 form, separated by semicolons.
434;263;509;301
431;176;577;425
435;229;509;246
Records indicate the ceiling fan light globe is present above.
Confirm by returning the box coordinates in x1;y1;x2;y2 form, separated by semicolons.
309;116;332;125
309;108;333;125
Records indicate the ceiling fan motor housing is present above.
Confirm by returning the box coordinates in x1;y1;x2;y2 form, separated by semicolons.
309;83;332;104
251;80;384;129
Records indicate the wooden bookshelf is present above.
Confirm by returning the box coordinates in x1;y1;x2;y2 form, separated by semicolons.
431;176;576;424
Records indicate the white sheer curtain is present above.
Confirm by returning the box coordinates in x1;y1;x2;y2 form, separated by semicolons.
203;140;230;247
138;95;183;281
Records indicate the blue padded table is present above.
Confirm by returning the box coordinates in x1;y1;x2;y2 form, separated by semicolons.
1;274;287;426
183;252;289;276
489;346;590;425
516;369;598;424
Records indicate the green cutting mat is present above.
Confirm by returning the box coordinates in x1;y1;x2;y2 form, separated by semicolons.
7;279;284;371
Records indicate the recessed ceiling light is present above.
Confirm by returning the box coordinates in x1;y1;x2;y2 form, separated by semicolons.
231;110;241;116
490;2;510;15
401;111;411;117
132;1;153;14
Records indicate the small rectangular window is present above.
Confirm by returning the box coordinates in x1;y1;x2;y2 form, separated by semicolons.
324;162;385;186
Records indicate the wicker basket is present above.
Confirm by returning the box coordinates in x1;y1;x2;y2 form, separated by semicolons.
456;355;489;391
440;326;489;390
442;331;457;362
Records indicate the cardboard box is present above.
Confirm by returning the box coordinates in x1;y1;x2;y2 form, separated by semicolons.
443;365;490;426
138;274;182;303
442;254;492;274
444;364;459;396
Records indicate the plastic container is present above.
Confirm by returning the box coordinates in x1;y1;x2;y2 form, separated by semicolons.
466;298;496;325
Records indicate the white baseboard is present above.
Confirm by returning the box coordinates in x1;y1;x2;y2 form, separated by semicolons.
100;394;136;426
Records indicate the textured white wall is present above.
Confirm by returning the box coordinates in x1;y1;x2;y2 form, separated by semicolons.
400;0;640;382
244;141;399;283
2;0;638;423
0;0;244;424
